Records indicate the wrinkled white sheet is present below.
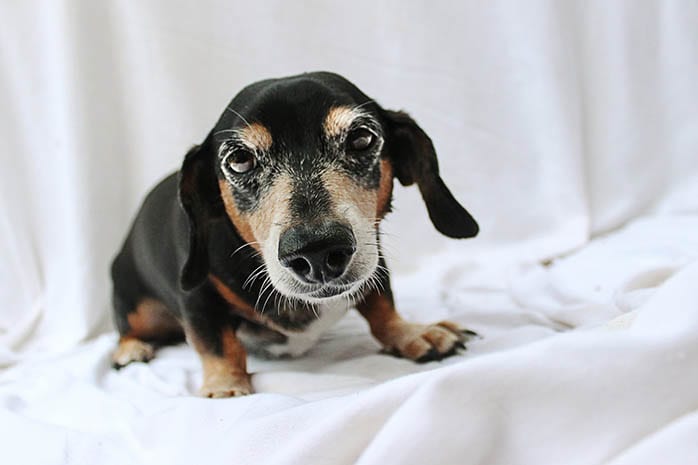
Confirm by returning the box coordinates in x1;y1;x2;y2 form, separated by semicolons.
1;215;698;465
2;1;698;464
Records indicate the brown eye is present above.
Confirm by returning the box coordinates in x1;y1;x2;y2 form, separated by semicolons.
347;128;376;151
226;150;256;173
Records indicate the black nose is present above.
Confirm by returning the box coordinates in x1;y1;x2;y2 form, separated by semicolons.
278;223;356;284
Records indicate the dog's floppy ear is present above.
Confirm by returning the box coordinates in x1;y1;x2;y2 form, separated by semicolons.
383;110;479;238
178;137;223;290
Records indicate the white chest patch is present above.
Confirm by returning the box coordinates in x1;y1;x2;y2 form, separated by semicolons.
264;299;351;358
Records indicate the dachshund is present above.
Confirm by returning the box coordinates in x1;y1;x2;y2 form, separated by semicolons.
110;72;479;397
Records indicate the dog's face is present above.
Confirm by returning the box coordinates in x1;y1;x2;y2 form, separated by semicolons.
178;72;479;300
214;96;390;301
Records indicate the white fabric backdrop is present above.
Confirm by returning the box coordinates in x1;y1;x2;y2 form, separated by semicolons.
3;0;697;360
1;1;698;464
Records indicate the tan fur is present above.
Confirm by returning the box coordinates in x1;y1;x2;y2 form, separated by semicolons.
356;291;399;343
112;337;155;366
376;159;394;218
238;122;272;151
125;298;182;340
323;170;377;220
186;325;252;397
208;274;286;332
323;106;366;138
246;175;292;241
219;176;293;248
219;180;258;248
357;290;469;360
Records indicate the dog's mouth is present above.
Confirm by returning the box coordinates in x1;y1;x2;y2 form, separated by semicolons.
304;282;359;300
270;276;365;303
264;265;376;304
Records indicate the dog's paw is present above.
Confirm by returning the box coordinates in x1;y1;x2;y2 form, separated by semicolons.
200;374;253;398
112;338;155;369
384;320;478;363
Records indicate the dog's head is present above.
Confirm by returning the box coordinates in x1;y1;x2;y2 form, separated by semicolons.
179;72;478;301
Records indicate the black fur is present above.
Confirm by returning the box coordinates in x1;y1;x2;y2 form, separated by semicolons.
383;110;479;239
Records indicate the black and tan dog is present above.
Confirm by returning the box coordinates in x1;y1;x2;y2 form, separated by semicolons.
110;72;479;397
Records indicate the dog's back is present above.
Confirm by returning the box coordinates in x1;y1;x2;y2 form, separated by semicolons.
111;173;185;338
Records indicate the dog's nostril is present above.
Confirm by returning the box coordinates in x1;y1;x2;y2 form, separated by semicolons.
288;257;311;277
326;248;352;271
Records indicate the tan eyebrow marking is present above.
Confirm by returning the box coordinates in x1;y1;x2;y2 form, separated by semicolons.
323;106;367;138
238;122;273;151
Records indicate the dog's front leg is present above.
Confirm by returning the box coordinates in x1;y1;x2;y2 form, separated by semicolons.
182;294;252;397
357;274;477;362
185;323;252;397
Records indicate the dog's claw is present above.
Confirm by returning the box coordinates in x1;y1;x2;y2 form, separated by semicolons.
416;347;441;363
461;329;479;337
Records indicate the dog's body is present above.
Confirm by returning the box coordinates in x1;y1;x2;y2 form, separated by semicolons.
111;72;479;397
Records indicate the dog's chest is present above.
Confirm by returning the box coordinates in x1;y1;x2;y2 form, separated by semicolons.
238;298;351;358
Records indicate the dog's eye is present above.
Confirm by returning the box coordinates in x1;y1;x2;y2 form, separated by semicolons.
347;128;376;151
226;150;256;174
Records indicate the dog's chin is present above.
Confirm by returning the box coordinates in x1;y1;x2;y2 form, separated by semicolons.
290;282;362;304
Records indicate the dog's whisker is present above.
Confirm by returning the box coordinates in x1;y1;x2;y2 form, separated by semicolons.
353;99;376;111
375;230;398;240
248;269;268;288
244;263;266;279
260;286;276;316
224;106;253;129
255;276;275;315
375;242;397;255
374;265;389;277
275;293;283;315
230;241;261;258
213;129;239;138
253;276;268;310
243;264;268;290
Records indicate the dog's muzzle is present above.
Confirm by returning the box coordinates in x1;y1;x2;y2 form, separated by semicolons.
278;222;356;285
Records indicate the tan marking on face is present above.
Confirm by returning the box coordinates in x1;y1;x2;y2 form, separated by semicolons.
186;325;252;397
324;106;365;138
376;159;394;219
219;179;258;249
323;170;377;220
239;122;272;151
218;176;293;248
124;298;182;341
247;175;292;241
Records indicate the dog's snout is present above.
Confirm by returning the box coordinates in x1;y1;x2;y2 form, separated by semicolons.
278;223;356;284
